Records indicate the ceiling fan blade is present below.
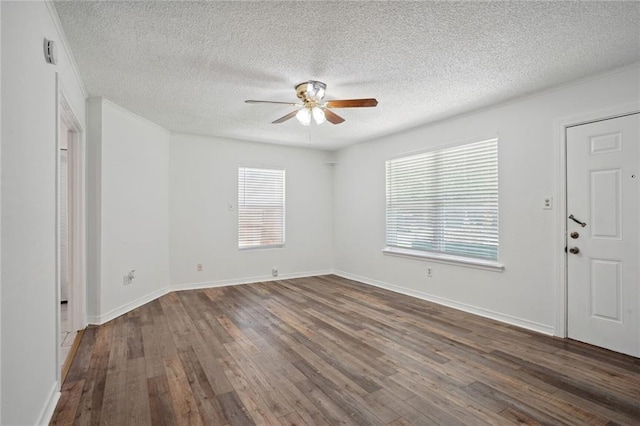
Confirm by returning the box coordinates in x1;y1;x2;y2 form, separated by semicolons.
323;108;345;125
272;110;299;124
245;100;300;106
325;98;378;108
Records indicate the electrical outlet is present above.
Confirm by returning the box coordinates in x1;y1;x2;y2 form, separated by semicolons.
543;196;553;210
272;267;278;277
427;267;433;278
197;263;203;272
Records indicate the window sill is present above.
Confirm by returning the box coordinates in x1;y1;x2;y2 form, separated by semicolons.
239;244;285;251
382;247;505;272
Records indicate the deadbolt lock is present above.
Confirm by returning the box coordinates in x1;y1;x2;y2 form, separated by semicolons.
570;232;579;239
569;247;580;254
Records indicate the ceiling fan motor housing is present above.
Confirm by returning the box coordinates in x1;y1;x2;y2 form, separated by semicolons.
296;80;326;106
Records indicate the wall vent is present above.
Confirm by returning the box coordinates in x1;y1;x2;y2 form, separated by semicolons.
44;39;57;65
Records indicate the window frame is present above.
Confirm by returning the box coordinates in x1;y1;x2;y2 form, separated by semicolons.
383;138;504;272
237;166;286;250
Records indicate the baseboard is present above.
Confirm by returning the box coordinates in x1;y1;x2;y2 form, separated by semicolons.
85;268;552;336
334;270;554;336
171;269;334;292
88;286;170;325
88;270;334;324
37;382;61;426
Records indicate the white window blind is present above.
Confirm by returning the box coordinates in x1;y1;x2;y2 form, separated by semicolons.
386;139;498;261
238;167;285;249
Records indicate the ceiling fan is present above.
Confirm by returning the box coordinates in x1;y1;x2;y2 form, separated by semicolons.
245;80;378;125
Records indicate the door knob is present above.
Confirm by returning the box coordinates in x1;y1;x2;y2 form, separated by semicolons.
569;247;580;254
570;232;580;239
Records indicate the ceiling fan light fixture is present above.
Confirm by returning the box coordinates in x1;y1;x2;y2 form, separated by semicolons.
312;107;326;124
296;108;311;126
306;80;326;102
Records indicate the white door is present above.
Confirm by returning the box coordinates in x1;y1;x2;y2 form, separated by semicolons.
567;113;639;357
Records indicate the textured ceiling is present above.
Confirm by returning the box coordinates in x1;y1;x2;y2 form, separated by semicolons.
54;1;640;150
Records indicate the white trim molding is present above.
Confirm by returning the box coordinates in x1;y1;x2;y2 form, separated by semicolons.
88;268;553;337
171;270;334;292
87;286;170;325
383;247;504;272
36;383;60;426
88;269;333;325
335;270;554;336
59;88;88;331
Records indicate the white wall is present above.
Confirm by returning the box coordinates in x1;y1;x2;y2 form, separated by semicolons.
86;98;103;325
333;65;640;335
0;2;3;422
169;133;333;288
1;1;86;424
87;98;171;324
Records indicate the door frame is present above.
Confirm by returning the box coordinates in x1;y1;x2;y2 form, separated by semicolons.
555;102;640;338
55;75;87;384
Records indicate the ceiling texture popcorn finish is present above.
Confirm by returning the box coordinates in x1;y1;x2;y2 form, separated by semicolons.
54;1;640;150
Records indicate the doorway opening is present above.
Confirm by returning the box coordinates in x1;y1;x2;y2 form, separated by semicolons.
57;86;86;380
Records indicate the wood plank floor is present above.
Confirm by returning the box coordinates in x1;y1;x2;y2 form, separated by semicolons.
51;275;640;425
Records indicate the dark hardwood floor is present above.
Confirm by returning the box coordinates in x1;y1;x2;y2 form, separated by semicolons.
51;275;640;425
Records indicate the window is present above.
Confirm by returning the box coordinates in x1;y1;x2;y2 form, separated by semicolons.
238;167;285;249
385;138;499;266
